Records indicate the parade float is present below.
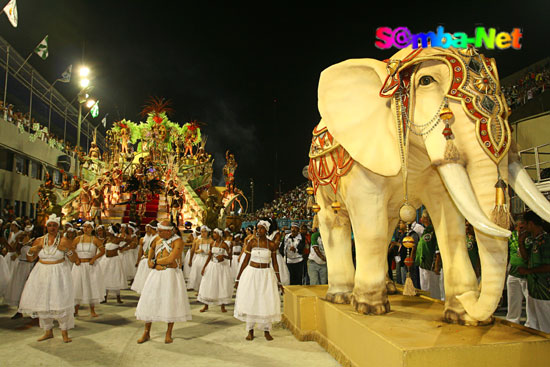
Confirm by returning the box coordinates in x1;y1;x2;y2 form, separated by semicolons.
35;97;247;232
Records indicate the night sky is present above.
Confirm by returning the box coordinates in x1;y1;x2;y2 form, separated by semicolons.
1;1;549;209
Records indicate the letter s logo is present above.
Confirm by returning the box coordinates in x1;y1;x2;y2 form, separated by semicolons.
375;27;394;49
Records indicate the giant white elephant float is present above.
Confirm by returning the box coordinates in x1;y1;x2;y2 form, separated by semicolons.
308;46;550;325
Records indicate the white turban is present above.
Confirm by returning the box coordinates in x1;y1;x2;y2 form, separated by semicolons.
46;214;60;226
24;224;34;233
83;221;95;229
201;225;211;232
213;228;223;237
158;223;174;231
107;226;116;235
257;220;270;231
11;220;21;228
146;223;157;230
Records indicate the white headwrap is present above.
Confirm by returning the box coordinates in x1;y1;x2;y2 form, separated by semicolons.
65;222;74;228
46;214;60;226
291;221;300;228
83;221;95;229
121;223;128;228
107;226;116;235
201;225;211;232
146;223;157;230
158;223;174;231
257;220;270;231
24;224;34;233
213;228;223;237
11;220;21;228
234;234;242;239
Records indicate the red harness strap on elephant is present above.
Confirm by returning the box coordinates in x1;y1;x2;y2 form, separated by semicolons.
308;124;354;195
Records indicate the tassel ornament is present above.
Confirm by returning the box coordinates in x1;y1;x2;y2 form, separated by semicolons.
491;179;510;229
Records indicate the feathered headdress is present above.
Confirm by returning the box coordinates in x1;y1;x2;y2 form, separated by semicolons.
140;97;174;119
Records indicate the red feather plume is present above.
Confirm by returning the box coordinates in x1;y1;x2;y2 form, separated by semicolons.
140;96;174;118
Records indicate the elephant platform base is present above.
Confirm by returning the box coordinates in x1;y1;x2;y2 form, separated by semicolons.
282;285;550;367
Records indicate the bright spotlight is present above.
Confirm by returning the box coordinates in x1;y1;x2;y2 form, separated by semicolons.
79;66;90;77
80;78;90;88
86;99;96;108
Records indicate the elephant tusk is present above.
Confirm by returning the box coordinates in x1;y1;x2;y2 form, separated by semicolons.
508;161;550;223
437;163;511;238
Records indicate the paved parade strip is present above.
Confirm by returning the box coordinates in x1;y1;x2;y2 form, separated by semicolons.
0;290;339;367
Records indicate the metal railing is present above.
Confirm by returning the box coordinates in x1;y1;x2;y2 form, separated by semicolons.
0;36;105;151
518;143;550;183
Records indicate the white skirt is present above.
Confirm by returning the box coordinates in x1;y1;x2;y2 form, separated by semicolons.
231;255;240;280
100;256;127;291
183;250;192;280
131;258;151;294
276;253;290;286
72;261;106;305
5;252;17;277
121;251;137;280
135;268;192;323
4;260;34;306
198;261;234;305
188;253;208;290
0;255;12;297
19;261;75;320
234;266;281;324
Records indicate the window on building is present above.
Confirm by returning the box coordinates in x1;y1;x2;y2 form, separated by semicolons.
14;200;20;217
15;155;28;175
21;201;27;217
30;161;42;179
53;169;62;186
30;203;34;219
0;147;14;171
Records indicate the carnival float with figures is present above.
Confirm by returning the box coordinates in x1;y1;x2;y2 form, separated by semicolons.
33;97;248;234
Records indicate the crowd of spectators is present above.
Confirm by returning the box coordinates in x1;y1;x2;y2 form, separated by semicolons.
502;61;550;109
244;182;312;221
0;100;84;158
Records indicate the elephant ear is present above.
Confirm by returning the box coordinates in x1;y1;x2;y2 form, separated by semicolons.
318;58;401;177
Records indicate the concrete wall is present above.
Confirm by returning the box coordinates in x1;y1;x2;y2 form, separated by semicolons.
514;112;550;181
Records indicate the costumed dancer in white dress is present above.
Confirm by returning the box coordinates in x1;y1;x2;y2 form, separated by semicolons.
188;225;212;292
71;221;106;317
94;225;107;266
231;234;243;279
5;225;39;319
5;221;23;276
198;228;233;313
18;214;79;343
119;224;138;282
0;247;10;299
234;220;283;341
136;221;192;344
131;222;158;294
267;218;290;285
181;222;195;282
101;226;127;303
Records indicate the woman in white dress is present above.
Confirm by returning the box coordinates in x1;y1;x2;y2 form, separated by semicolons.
119;224;137;281
18;214;79;343
5;221;23;276
136;221;191;344
231;233;244;279
198;228;233;313
131;222;158;294
0;248;10;299
94;225;107;266
71;221;106;317
100;226;127;303
234;220;283;341
267;218;290;286
5;226;39;319
187;226;212;292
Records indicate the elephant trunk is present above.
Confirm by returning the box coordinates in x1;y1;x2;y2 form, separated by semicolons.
449;156;509;322
508;160;550;222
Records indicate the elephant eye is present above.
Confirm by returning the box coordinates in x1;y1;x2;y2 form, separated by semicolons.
419;75;436;86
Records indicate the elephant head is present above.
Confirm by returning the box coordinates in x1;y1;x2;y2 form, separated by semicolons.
318;46;550;321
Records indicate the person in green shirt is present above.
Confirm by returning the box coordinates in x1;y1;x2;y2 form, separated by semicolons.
505;219;531;326
517;211;550;333
415;211;442;300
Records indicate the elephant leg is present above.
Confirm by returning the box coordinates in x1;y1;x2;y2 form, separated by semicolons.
342;173;391;315
385;217;399;295
317;188;354;304
421;180;480;325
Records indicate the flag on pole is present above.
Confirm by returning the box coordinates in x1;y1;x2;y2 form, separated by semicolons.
91;101;99;118
3;0;17;28
59;64;72;83
101;114;108;127
34;35;48;60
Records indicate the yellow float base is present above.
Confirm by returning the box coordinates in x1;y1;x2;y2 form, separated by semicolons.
283;285;550;367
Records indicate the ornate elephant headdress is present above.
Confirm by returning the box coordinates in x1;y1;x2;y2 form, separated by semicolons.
378;46;512;227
